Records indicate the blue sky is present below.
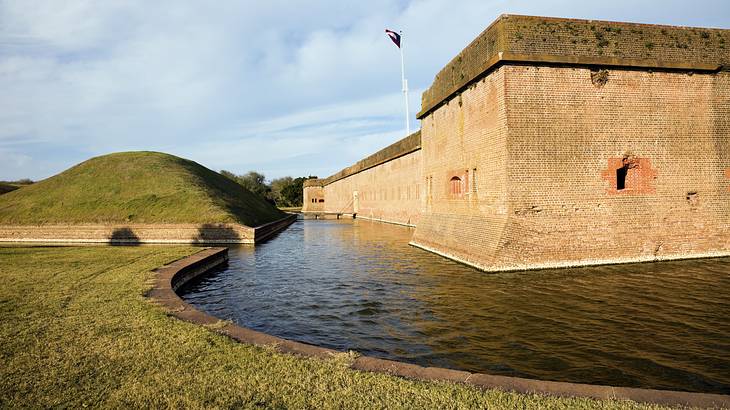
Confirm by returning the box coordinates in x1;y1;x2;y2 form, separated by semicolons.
1;0;729;182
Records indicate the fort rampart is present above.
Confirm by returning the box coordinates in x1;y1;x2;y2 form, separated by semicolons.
305;15;730;271
303;131;422;226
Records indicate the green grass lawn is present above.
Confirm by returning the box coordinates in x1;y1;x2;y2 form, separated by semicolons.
0;246;674;409
0;152;284;227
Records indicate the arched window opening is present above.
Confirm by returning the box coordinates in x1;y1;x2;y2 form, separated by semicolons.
450;176;463;195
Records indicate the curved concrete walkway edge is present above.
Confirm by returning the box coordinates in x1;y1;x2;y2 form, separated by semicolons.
148;247;730;409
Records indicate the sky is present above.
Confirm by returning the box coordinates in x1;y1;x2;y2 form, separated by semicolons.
1;0;729;182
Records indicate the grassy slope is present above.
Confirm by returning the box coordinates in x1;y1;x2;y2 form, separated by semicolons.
0;246;672;409
0;152;283;226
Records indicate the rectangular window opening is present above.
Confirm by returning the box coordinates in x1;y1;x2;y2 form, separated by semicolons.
616;165;628;190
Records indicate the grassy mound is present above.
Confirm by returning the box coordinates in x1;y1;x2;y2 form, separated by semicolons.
0;151;284;226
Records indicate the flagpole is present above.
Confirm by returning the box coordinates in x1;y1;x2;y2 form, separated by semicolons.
400;30;410;137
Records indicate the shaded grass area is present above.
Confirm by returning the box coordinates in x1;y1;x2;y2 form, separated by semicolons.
0;151;283;226
0;182;20;195
0;246;675;409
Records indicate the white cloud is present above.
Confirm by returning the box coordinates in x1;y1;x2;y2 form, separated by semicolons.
0;0;728;181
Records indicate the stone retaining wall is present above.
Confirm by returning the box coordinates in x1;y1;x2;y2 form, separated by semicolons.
0;214;297;244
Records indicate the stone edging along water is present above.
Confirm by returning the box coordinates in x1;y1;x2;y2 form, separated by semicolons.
147;247;730;408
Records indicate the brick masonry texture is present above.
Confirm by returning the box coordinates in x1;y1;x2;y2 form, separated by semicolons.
302;133;422;226
324;149;422;226
320;131;421;186
302;183;325;213
413;65;729;271
304;16;729;271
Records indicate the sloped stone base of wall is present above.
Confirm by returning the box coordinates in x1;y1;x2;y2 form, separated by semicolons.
410;211;730;272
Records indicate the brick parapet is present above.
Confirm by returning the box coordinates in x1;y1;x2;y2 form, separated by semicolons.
319;131;421;187
322;149;422;225
303;178;325;188
419;14;730;118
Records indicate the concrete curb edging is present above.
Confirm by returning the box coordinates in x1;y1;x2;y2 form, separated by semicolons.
148;248;730;409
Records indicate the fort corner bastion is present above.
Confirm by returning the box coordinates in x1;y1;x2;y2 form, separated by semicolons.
303;14;730;272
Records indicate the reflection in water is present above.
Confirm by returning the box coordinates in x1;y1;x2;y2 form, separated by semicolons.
180;218;730;394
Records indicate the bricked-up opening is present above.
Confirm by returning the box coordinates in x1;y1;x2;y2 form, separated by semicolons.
616;165;628;190
450;176;463;195
602;155;657;195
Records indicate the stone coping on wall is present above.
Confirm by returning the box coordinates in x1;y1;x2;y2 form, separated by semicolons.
418;14;730;118
0;214;297;244
304;131;421;188
149;247;730;408
253;214;298;242
303;178;326;188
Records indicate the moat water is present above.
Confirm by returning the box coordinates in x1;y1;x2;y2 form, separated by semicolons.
180;218;730;394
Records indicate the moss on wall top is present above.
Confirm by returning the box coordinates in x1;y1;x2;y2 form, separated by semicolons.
420;15;730;118
309;131;421;188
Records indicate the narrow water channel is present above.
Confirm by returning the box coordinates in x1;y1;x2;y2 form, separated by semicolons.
180;218;730;394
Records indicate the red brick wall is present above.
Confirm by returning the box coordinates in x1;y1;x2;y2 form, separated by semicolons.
413;65;729;271
411;67;510;265
322;149;422;226
302;185;325;212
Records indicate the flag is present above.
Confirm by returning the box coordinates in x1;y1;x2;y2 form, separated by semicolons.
385;29;401;48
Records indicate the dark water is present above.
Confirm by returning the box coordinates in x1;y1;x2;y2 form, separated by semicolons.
180;218;730;394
